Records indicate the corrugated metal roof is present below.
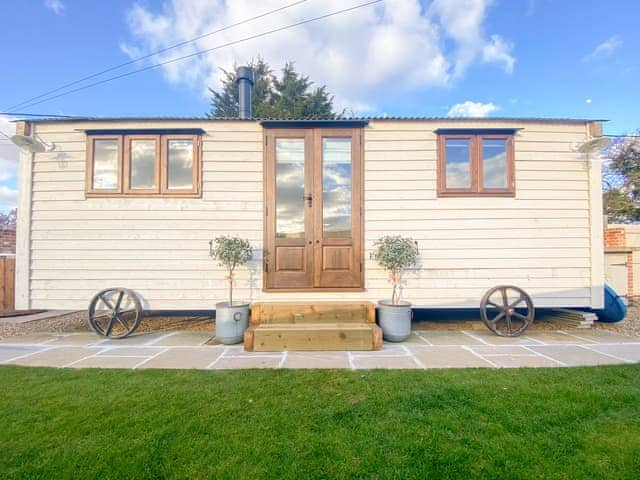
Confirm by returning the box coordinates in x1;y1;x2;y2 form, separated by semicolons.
20;115;607;123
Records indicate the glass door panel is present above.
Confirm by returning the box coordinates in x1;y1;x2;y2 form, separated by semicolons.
275;138;306;239
322;138;352;238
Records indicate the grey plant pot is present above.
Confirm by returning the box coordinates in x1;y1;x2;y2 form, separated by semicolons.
215;301;250;345
377;300;412;342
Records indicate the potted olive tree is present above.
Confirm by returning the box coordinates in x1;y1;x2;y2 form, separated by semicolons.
209;236;253;344
372;235;420;342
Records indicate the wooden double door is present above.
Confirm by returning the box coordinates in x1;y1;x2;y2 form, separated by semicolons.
264;128;363;290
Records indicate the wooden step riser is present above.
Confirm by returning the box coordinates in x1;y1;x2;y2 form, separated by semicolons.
245;324;383;352
251;302;375;325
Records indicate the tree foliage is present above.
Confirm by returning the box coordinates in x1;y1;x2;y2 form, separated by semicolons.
209;236;253;306
207;59;340;119
0;208;17;227
372;236;420;305
603;132;640;222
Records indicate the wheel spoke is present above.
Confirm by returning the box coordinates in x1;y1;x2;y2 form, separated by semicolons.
99;294;115;311
507;295;526;310
490;311;506;324
115;315;130;331
500;288;509;308
486;300;503;310
104;316;116;336
114;291;125;313
512;311;530;322
505;313;513;334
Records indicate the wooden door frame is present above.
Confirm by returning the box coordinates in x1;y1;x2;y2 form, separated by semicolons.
263;129;314;290
262;126;365;292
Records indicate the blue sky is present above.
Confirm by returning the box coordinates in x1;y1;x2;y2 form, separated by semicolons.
0;0;638;211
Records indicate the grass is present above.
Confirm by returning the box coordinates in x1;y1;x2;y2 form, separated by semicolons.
1;365;639;479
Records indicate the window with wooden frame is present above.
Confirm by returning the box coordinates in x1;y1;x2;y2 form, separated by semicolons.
86;131;202;197
437;130;515;197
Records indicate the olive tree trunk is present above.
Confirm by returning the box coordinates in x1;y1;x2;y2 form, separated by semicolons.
391;270;399;305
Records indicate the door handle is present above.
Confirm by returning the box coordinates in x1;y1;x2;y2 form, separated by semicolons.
303;193;313;207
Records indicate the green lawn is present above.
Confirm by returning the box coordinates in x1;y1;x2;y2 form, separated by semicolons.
1;366;639;479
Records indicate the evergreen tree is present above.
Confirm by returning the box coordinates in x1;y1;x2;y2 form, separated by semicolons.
208;59;340;119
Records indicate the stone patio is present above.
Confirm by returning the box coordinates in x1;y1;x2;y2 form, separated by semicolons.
1;329;639;370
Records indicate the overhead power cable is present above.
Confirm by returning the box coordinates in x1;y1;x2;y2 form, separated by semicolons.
0;112;85;118
8;0;383;112
5;0;309;111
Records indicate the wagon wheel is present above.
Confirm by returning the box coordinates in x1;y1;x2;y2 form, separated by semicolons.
88;288;143;339
480;285;535;337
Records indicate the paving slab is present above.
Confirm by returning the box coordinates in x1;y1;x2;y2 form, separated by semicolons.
467;345;539;356
211;355;283;369
416;330;484;346
11;347;101;367
96;347;165;357
94;332;169;347
0;333;57;345
528;345;626;366
138;347;225;370
46;333;104;347
410;346;494;368
586;344;640;363
523;331;596;345
351;344;407;357
2;328;638;370
399;333;432;345
561;330;640;344
461;330;539;346
69;355;145;369
149;332;214;347
481;354;562;368
283;352;350;369
351;355;422;370
0;345;45;363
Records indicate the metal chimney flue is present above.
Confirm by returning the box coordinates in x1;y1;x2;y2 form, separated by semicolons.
236;66;254;119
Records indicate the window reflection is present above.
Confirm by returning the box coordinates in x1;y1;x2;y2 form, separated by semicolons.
323;138;351;238
130;139;156;189
92;139;118;189
482;139;508;188
167;139;193;189
276;138;305;239
445;138;471;188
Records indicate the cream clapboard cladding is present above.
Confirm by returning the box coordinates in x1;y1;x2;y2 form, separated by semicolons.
17;119;603;310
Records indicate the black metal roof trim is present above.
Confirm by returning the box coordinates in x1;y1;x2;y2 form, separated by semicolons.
260;119;369;128
83;128;206;135
22;116;608;124
435;128;522;135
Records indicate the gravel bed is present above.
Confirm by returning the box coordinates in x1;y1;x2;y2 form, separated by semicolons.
0;311;213;341
2;306;639;341
595;304;640;337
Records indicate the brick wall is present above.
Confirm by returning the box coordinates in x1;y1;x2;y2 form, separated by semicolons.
0;227;16;255
605;226;634;300
604;227;626;248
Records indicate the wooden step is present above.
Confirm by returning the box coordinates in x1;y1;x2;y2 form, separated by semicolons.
244;322;383;352
251;302;375;325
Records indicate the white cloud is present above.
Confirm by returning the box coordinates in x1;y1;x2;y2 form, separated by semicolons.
0;115;19;183
0;186;18;210
44;0;65;15
428;0;515;76
583;35;622;62
585;98;592;104
121;0;515;112
447;100;498;117
482;34;515;73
